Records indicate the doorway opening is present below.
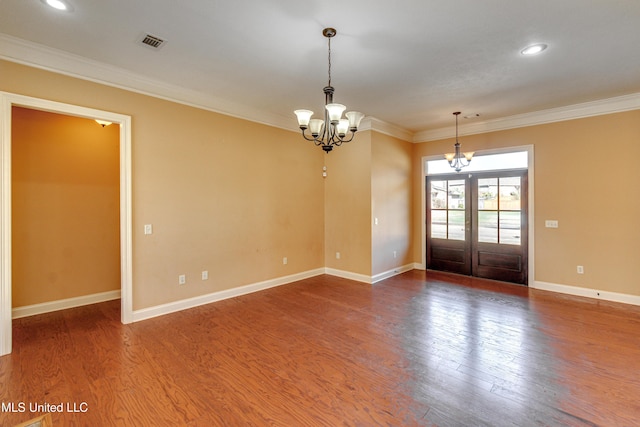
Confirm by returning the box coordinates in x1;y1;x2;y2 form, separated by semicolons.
423;147;534;285
0;92;132;356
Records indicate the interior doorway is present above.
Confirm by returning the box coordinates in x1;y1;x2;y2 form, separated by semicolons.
423;148;533;285
0;92;133;356
12;107;121;315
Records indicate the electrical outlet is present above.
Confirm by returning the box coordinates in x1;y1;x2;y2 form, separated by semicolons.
577;266;584;274
201;271;208;280
144;224;153;235
178;274;186;285
336;252;341;259
393;251;397;258
283;257;288;265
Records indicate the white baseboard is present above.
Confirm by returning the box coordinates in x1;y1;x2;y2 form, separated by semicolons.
12;289;121;319
135;267;640;326
323;268;373;284
532;280;640;307
132;266;419;323
371;264;415;283
322;264;415;284
132;268;326;323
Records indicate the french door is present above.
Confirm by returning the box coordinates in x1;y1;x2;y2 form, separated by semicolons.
426;170;528;285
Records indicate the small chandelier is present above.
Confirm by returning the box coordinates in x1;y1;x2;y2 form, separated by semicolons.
294;28;365;153
445;112;474;172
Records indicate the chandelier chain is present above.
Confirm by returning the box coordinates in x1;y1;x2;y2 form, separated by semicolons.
327;36;332;87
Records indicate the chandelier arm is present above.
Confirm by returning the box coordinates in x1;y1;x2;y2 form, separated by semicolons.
335;131;356;143
300;129;328;146
328;122;337;141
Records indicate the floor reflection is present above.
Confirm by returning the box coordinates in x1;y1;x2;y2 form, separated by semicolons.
399;272;573;425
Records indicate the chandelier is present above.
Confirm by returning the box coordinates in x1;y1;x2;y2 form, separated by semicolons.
445;112;474;172
294;28;365;153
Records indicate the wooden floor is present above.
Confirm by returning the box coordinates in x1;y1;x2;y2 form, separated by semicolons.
2;271;640;426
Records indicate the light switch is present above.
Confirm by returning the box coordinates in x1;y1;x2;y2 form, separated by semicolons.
545;220;558;228
144;224;153;235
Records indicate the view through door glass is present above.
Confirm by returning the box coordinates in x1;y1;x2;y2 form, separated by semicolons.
427;176;471;276
427;169;528;285
472;171;528;284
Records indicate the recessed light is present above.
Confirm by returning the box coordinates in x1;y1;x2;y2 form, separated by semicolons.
41;0;73;12
521;43;548;56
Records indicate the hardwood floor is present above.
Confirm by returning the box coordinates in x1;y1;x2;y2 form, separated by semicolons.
2;271;640;426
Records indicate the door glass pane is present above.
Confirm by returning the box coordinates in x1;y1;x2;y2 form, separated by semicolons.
430;181;447;209
431;210;447;239
478;211;498;243
499;177;521;210
448;180;465;210
500;211;521;245
448;210;465;241
478;178;498;210
429;179;466;241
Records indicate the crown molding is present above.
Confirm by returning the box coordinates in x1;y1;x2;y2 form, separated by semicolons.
3;34;639;142
0;34;296;132
359;117;414;142
414;92;640;143
0;34;414;139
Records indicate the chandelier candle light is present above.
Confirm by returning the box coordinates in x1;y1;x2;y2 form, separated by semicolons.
294;28;365;153
445;112;474;172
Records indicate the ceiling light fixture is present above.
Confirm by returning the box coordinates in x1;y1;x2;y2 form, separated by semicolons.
445;112;474;172
294;28;365;153
95;120;112;127
41;0;72;11
521;43;548;56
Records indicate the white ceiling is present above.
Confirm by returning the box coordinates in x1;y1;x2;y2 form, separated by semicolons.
2;0;640;140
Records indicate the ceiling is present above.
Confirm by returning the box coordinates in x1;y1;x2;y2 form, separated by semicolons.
2;0;640;140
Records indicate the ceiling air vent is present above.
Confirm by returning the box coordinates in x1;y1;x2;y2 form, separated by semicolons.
139;34;165;49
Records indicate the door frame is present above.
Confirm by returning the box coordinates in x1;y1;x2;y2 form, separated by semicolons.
0;92;133;356
421;145;535;284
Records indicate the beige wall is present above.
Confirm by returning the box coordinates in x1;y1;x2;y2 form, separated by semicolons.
12;107;120;306
371;132;413;276
2;60;325;311
412;111;640;296
323;130;414;277
324;131;373;275
4;57;639;311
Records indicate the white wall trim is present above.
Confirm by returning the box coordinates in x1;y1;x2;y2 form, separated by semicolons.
0;93;11;355
414;92;640;143
4;34;639;145
133;265;416;323
371;264;415;283
359;117;414;142
323;268;373;284
132;268;325;323
0;92;133;356
0;34;301;135
12;290;121;319
533;280;640;307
